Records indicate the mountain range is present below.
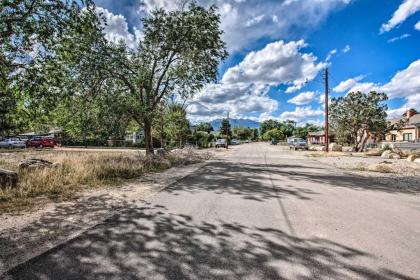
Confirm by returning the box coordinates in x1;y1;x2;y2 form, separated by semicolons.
210;118;260;131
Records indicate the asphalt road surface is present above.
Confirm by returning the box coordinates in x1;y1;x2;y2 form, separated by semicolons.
4;143;420;279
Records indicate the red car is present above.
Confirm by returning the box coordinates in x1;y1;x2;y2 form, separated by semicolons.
26;137;57;148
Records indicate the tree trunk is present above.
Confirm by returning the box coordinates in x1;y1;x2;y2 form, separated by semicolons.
144;119;154;156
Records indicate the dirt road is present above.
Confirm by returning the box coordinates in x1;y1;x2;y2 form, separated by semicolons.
4;143;420;279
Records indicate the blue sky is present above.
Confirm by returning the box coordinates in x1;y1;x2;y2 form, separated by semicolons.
94;0;420;125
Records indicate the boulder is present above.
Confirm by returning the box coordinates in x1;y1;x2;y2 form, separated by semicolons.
19;158;58;171
389;153;401;159
381;150;393;159
342;146;354;152
407;154;418;162
0;168;18;188
329;143;342;152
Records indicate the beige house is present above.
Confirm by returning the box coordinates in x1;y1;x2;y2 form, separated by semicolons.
386;109;420;142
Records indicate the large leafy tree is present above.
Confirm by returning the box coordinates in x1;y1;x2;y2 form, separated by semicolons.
330;91;389;151
196;122;214;133
57;3;227;155
0;0;96;135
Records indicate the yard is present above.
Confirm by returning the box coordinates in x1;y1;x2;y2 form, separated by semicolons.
0;148;209;213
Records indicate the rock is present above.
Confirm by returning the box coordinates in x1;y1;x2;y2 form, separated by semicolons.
381;150;393;159
0;168;18;188
407;154;418;162
389;153;401;159
19;158;55;170
342;146;354;152
329;143;342;152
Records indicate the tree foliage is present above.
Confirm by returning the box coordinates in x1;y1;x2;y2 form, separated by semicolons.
54;3;227;154
330;91;389;151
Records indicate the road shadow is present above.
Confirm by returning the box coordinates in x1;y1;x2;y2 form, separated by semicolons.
3;204;416;280
163;161;320;202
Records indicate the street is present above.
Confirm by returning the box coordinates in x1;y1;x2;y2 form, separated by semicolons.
4;142;420;279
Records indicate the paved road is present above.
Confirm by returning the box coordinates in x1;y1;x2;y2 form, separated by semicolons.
4;143;420;279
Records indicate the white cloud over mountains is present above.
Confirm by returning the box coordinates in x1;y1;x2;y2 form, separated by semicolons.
380;0;420;33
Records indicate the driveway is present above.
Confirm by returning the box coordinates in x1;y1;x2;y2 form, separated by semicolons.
4;143;420;279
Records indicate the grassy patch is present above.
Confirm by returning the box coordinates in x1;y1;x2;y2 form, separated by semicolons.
0;149;207;213
345;162;395;174
307;152;352;158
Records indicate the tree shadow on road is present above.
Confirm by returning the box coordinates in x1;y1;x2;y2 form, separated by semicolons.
3;204;416;280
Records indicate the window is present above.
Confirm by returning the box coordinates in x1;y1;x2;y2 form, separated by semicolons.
391;134;396;142
403;133;413;141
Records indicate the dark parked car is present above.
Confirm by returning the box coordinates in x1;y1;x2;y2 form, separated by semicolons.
26;137;57;148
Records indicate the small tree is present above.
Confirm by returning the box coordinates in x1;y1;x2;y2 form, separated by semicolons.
219;118;231;137
262;129;284;141
330;91;388;152
196;122;214;133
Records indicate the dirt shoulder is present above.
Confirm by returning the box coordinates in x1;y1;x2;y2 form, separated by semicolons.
0;153;215;275
310;154;420;192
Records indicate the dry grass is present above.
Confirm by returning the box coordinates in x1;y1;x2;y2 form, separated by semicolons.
307;151;352;158
0;149;208;213
346;162;395;174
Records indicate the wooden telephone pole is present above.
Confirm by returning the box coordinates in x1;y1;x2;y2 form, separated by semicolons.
324;67;329;152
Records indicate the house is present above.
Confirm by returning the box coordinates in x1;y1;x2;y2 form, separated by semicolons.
125;129;144;144
307;130;335;145
386;109;420;142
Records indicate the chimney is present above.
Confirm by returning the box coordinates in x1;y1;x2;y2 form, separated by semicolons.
405;109;417;119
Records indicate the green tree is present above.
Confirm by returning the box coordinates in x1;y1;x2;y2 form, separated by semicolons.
196;122;214;133
293;123;322;140
219;118;231;137
262;129;284;141
55;3;227;155
252;128;259;141
260;120;280;136
232;126;253;140
330;91;389;151
0;0;96;135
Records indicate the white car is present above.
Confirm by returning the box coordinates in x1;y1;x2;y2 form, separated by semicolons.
0;138;26;148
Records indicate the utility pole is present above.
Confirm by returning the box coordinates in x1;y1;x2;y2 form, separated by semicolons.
226;111;229;149
324;67;329;152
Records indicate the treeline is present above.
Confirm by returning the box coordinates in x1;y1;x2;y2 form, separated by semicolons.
259;120;321;141
0;1;227;155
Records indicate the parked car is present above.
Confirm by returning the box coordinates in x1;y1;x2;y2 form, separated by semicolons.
231;139;239;145
215;139;227;148
26;137;57;148
0;138;26;149
289;138;308;150
271;138;278;145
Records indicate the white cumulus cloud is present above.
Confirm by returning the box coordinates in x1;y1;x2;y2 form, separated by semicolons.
288;91;316;105
222;40;326;93
280;106;324;122
333;75;365;92
140;0;351;52
96;7;139;48
380;0;420;33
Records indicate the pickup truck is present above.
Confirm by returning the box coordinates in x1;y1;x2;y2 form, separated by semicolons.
215;139;227;148
289;138;308;150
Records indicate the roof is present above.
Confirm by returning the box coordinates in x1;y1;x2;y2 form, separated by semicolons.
308;130;335;136
388;112;420;128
